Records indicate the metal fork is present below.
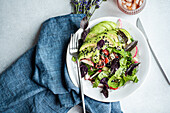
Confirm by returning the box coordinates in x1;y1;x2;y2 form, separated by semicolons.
69;33;86;113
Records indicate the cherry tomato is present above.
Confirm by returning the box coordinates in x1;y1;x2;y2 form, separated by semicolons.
102;49;109;56
105;57;109;64
110;87;118;90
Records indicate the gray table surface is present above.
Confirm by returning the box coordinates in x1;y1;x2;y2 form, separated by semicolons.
0;0;170;113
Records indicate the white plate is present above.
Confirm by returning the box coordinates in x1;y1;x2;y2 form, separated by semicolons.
66;17;150;102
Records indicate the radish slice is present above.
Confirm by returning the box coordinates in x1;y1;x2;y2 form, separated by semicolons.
90;70;102;79
90;67;93;71
84;73;90;80
116;19;122;28
132;57;138;63
134;60;138;63
80;59;94;67
98;83;104;88
133;46;138;58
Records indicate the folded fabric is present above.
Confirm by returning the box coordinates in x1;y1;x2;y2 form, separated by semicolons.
0;14;122;113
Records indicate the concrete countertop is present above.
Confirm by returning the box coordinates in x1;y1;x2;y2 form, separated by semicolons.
0;0;170;113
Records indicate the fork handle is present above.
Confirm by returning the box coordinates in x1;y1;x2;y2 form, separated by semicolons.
77;60;86;113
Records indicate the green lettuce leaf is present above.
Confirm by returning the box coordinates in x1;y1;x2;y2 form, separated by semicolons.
112;48;131;58
119;57;127;66
72;56;76;62
98;71;109;80
93;78;100;88
118;79;125;87
84;64;98;76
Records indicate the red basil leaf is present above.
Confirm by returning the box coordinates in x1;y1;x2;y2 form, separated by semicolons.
80;16;89;30
80;64;88;77
125;63;140;76
97;39;105;50
101;84;108;98
110;58;120;75
125;41;138;51
81;28;90;41
117;30;128;44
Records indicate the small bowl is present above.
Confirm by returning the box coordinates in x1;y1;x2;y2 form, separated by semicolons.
117;0;146;15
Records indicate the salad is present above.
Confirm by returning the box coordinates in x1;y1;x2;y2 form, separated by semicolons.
73;18;140;98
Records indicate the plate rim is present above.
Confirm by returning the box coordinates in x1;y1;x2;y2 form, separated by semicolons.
66;16;151;102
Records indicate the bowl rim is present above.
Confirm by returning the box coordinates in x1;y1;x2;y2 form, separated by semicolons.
117;0;146;15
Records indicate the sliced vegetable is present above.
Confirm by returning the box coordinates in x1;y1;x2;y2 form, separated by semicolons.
106;47;112;53
134;60;138;63
117;34;125;43
105;57;109;64
98;71;109;80
98;83;104;87
108;80;119;88
133;46;138;58
132;57;139;63
80;59;94;67
90;70;102;79
102;49;109;56
116;19;122;28
90;67;93;71
125;41;138;51
110;87;118;90
92;49;100;63
84;73;90;80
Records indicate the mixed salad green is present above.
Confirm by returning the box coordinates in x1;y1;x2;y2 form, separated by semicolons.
73;18;140;98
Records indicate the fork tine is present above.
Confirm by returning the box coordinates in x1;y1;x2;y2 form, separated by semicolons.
73;33;77;49
69;34;72;53
69;33;78;54
73;34;75;49
72;34;74;49
76;33;79;49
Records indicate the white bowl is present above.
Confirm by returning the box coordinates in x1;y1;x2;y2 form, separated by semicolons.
66;17;151;102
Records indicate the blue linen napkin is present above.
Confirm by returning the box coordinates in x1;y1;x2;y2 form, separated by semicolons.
0;14;122;113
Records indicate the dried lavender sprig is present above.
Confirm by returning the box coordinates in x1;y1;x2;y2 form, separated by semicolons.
70;0;107;20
